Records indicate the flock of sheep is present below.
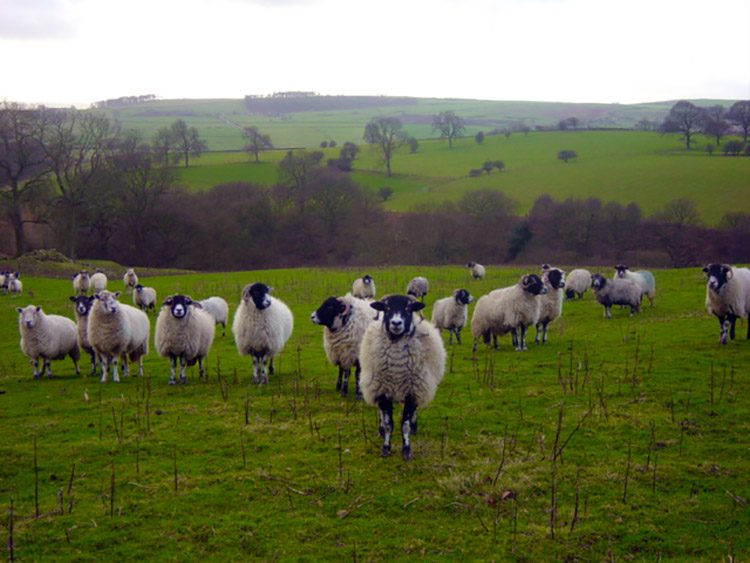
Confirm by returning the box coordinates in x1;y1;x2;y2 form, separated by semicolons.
7;261;750;461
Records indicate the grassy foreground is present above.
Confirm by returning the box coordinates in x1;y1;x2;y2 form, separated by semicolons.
0;266;748;561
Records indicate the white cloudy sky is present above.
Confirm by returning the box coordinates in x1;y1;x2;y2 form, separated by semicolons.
2;0;748;107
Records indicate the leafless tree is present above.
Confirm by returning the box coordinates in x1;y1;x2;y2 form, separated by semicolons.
660;101;705;149
363;117;405;177
243;126;273;163
433;111;466;148
169;119;207;167
727;100;750;142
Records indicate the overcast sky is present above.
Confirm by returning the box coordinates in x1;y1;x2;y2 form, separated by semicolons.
2;0;748;107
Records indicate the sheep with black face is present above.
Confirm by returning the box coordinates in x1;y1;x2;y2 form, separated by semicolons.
431;288;474;345
590;273;641;318
359;295;446;461
406;276;429;302
535;266;566;344
72;271;90;295
352;275;376;299
614;265;655;307
702;263;750;344
133;284;157;312
467;262;486;280
69;294;99;376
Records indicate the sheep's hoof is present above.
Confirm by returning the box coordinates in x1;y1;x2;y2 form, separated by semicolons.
47;373;53;379
355;392;363;401
380;445;391;458
402;448;412;462
168;379;176;386
33;373;41;380
340;389;348;398
260;375;268;385
251;375;259;384
180;376;187;385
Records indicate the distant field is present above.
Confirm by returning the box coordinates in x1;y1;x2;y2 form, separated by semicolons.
176;130;750;226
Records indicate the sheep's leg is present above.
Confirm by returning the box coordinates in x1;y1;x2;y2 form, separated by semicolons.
221;322;226;337
376;395;393;458
519;325;528;351
260;355;269;385
447;330;453;345
268;357;274;375
729;316;737;340
198;357;205;379
401;395;418;462
534;323;542;345
336;366;343;392
137;356;144;377
746;313;750;340
179;357;187;384
251;355;260;384
100;357;108;383
542;322;549;344
31;359;40;379
455;328;462;346
511;328;519;350
45;359;53;379
88;351;97;377
718;316;729;345
340;367;350;398
72;355;80;376
492;334;499;350
168;356;178;385
354;360;363;400
112;358;120;383
121;355;130;378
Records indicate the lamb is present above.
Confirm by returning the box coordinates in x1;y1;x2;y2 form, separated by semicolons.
564;269;589;300
123;269;138;294
90;272;107;294
16;305;80;378
133;284;157;312
87;290;150;383
590;273;641;318
155;294;215;384
406;276;429;302
232;283;294;385
198;296;229;337
702;263;750;345
359;295;446;461
431;288;474;345
352;275;376;299
311;293;375;398
9;273;22;298
614;265;656;306
471;274;547;352
535;266;566;344
72;271;90;295
69;295;99;376
467;262;486;280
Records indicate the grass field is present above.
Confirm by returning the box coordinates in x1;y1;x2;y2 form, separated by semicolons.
1;265;749;560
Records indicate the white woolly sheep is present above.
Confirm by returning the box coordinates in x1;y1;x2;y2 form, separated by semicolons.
9;274;22;298
155;294;215;385
614;265;656;306
232;283;294;385
565;269;590;300
123;269;138;293
352;275;376;299
311;293;374;398
198;296;229;337
590;273;641;318
471;274;547;352
359;295;446;461
69;295;99;376
90;272;107;294
0;271;7;294
536;266;566;344
133;284;157;312
467;262;486;280
72;271;90;295
431;288;474;345
16;305;80;378
702;263;750;345
406;276;429;302
88;290;150;383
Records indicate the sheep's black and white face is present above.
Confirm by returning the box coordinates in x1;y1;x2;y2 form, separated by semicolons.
16;305;41;328
467;262;476;268
135;284;144;294
163;295;194;319
545;269;566;290
521;274;547;295
591;273;607;290
95;291;121;313
371;295;425;340
311;297;348;330
70;295;95;316
454;289;474;305
703;264;732;293
362;275;373;286
243;283;272;310
614;265;630;278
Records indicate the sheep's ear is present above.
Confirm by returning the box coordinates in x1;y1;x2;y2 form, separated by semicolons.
69;296;76;302
521;275;530;287
114;291;121;298
410;302;426;313
36;306;41;312
16;307;23;314
193;302;203;309
370;301;387;312
163;296;173;306
702;265;709;274
725;267;733;281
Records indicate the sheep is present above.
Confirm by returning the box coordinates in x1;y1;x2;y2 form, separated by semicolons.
72;271;90;295
535;266;566;344
155;294;215;385
198;296;229;337
565;269;591;300
311;293;374;398
702;263;750;345
614;265;656;306
90;272;107;294
87;290;150;383
352;275;376;300
406;276;429;302
16;305;80;378
69;295;99;376
467;262;486;280
431;288;474;345
9;273;22;298
123;269;138;294
133;284;157;312
471;274;547;352
590;273;641;318
232;283;294;385
0;271;8;294
359;295;446;461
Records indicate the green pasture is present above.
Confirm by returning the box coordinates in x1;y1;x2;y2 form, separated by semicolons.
1;264;748;560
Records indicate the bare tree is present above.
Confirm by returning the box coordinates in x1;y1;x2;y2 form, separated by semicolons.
278;150;324;196
557;149;577;163
432;111;466;148
363;117;405;177
660;101;705;149
243;126;273;163
727;100;750;142
701;105;729;145
169;119;207;167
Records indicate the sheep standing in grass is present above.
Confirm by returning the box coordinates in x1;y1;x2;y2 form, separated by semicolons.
431;288;474;345
352;275;376;299
72;271;90;295
88;290;150;383
16;305;80;378
590;273;641;318
467;262;485;280
536;266;566;344
232;283;294;385
359;295;445;461
471;274;547;352
9;273;22;298
406;276;429;302
90;272;107;294
565;269;590;300
199;296;229;336
703;263;750;344
123;269;138;294
614;265;655;306
133;284;157;312
311;293;374;398
69;295;98;376
0;271;8;294
155;295;215;385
